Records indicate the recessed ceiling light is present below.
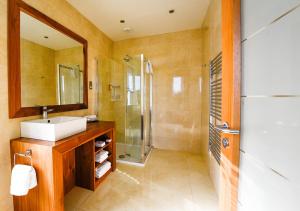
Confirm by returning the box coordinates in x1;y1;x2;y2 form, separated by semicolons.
120;20;125;23
169;9;175;14
43;36;48;39
123;27;132;33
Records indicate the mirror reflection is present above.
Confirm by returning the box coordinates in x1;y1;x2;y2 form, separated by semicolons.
20;11;84;107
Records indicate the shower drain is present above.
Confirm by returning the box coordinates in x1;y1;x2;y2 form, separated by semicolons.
119;153;131;159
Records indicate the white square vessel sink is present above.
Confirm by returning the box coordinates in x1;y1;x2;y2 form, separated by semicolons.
21;116;87;141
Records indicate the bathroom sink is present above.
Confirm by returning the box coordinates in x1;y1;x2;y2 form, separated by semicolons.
21;116;87;141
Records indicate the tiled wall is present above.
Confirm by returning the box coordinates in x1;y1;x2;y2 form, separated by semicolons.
238;0;300;210
21;39;57;106
54;46;84;69
98;58;125;143
113;29;204;153
0;0;112;209
201;0;222;195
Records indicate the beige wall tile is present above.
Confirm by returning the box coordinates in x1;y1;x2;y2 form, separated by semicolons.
21;39;57;106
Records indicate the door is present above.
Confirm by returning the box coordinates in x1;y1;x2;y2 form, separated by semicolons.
219;0;241;211
142;61;152;157
124;55;143;162
58;64;82;105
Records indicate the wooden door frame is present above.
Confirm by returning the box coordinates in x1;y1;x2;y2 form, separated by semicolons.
220;0;241;211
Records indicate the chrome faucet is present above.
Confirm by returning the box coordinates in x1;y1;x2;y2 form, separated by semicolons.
42;106;54;119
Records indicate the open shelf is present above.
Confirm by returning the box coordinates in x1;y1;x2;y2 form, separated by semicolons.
93;130;114;190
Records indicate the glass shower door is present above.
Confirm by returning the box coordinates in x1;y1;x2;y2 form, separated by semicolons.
124;55;143;162
143;61;152;157
58;64;82;105
118;54;152;164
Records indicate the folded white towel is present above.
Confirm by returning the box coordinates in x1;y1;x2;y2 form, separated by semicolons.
106;139;112;143
95;141;105;148
95;153;108;163
95;150;109;163
96;161;111;172
96;161;111;178
10;164;37;196
96;165;110;178
84;115;98;122
96;150;108;158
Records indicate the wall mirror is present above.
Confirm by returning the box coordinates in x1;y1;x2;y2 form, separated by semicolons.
8;0;88;118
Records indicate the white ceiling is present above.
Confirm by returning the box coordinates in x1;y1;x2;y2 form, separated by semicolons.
20;12;81;50
67;0;210;41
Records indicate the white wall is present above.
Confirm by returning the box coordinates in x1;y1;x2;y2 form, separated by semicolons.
239;1;300;210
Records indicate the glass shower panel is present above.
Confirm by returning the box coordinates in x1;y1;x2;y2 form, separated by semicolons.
124;55;143;162
103;54;153;164
58;64;82;105
143;62;152;156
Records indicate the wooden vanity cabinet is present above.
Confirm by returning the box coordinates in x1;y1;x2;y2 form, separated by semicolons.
10;121;116;211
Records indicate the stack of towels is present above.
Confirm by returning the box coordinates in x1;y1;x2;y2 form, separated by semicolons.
84;114;98;122
95;140;105;148
95;150;109;163
95;161;111;178
10;164;37;196
98;135;111;143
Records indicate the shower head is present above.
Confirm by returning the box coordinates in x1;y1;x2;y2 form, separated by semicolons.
123;55;132;62
146;61;153;74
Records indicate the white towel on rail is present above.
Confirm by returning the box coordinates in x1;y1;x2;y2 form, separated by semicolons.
10;164;37;196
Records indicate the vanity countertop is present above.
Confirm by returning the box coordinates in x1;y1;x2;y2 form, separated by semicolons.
11;121;115;153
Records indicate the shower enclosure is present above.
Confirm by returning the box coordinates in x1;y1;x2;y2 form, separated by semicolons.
117;54;153;164
97;55;153;165
57;64;83;105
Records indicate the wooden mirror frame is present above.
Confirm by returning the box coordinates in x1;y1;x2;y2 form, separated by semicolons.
8;0;88;118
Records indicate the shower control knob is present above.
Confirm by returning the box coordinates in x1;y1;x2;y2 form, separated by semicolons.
222;138;230;148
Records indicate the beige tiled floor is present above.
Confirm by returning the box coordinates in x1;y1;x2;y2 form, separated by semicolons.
65;149;218;211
